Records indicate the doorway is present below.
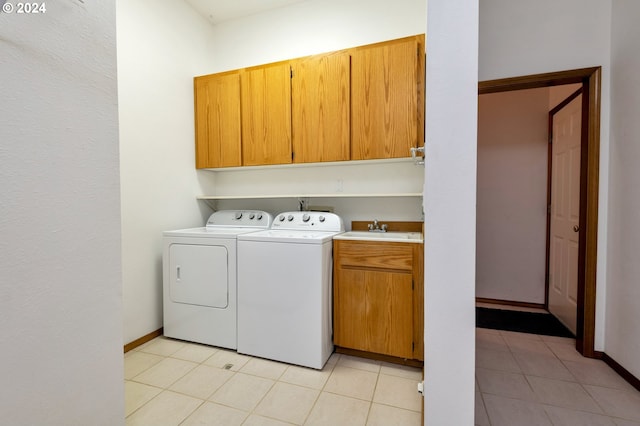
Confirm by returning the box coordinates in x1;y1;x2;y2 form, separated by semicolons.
478;67;602;358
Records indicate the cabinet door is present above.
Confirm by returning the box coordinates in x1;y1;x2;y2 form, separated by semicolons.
241;63;292;166
291;53;351;163
351;36;424;160
334;268;414;358
194;72;242;168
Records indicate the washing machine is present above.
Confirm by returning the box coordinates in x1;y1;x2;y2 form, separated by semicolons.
163;210;273;349
237;211;344;369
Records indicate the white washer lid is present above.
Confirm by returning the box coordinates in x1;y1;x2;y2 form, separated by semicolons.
237;229;343;244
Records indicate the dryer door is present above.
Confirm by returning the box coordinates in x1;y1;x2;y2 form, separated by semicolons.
168;243;228;308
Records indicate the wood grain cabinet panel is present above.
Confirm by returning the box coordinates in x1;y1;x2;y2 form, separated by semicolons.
333;239;424;362
351;36;425;160
291;53;351;163
194;72;242;168
334;268;414;358
241;63;292;166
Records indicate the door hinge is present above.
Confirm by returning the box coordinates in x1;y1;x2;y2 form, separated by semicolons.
417;381;424;396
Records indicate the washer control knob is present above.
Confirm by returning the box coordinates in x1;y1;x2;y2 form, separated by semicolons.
319;215;326;222
279;215;286;222
287;215;294;222
249;213;256;220
302;214;310;222
235;212;243;220
257;213;263;220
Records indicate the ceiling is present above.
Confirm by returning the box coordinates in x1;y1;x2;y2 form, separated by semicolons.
184;0;308;25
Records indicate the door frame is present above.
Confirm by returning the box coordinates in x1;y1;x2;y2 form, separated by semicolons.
479;67;601;357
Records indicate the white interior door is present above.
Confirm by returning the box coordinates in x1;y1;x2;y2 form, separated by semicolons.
548;94;582;334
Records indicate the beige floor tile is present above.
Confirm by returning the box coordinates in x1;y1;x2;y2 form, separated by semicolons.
584;385;640;421
476;348;521;373
475;368;537;401
125;381;162;417
614;419;640;426
326;352;341;365
203;349;251;371
170;342;219;363
475;391;490;426
305;392;370;426
539;335;576;345
504;335;556;357
132;357;198;389
324;365;378;401
337;355;381;373
500;330;543;341
476;331;510;352
477;327;503;336
546;341;589;362
483;393;552;426
180;401;248;426
379;362;422;380
209;372;274;411
240;357;288;380
527;376;603;413
280;364;332;390
125;351;164;379
543;404;616;425
137;337;187;357
372;374;422;412
125;390;203;426
242;414;295;425
563;360;637;391
254;382;319;424
513;352;575;381
169;364;235;399
367;403;422;426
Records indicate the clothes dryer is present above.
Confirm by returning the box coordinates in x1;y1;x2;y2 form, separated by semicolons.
163;210;272;348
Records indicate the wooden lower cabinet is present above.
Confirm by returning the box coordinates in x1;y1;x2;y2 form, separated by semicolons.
333;239;424;362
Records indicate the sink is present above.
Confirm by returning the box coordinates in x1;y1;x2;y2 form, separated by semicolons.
334;231;423;243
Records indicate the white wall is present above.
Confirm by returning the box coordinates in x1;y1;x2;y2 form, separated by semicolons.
479;0;611;349
202;0;426;226
606;0;640;380
117;0;219;344
424;0;478;423
0;2;123;424
477;88;550;304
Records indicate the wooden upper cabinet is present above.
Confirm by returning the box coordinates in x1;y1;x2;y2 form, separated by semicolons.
240;63;292;166
351;35;425;160
194;72;242;168
291;53;351;163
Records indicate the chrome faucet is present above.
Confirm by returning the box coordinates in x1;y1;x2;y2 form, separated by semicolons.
368;219;388;232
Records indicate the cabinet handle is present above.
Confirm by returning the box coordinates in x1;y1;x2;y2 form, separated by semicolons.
176;266;181;281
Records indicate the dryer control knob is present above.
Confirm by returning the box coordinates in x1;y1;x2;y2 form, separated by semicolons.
302;214;310;222
287;215;294;221
319;215;326;222
279;215;286;222
235;212;243;220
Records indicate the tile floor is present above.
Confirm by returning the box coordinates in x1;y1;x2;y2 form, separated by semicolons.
475;328;640;426
125;330;640;425
125;337;423;425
